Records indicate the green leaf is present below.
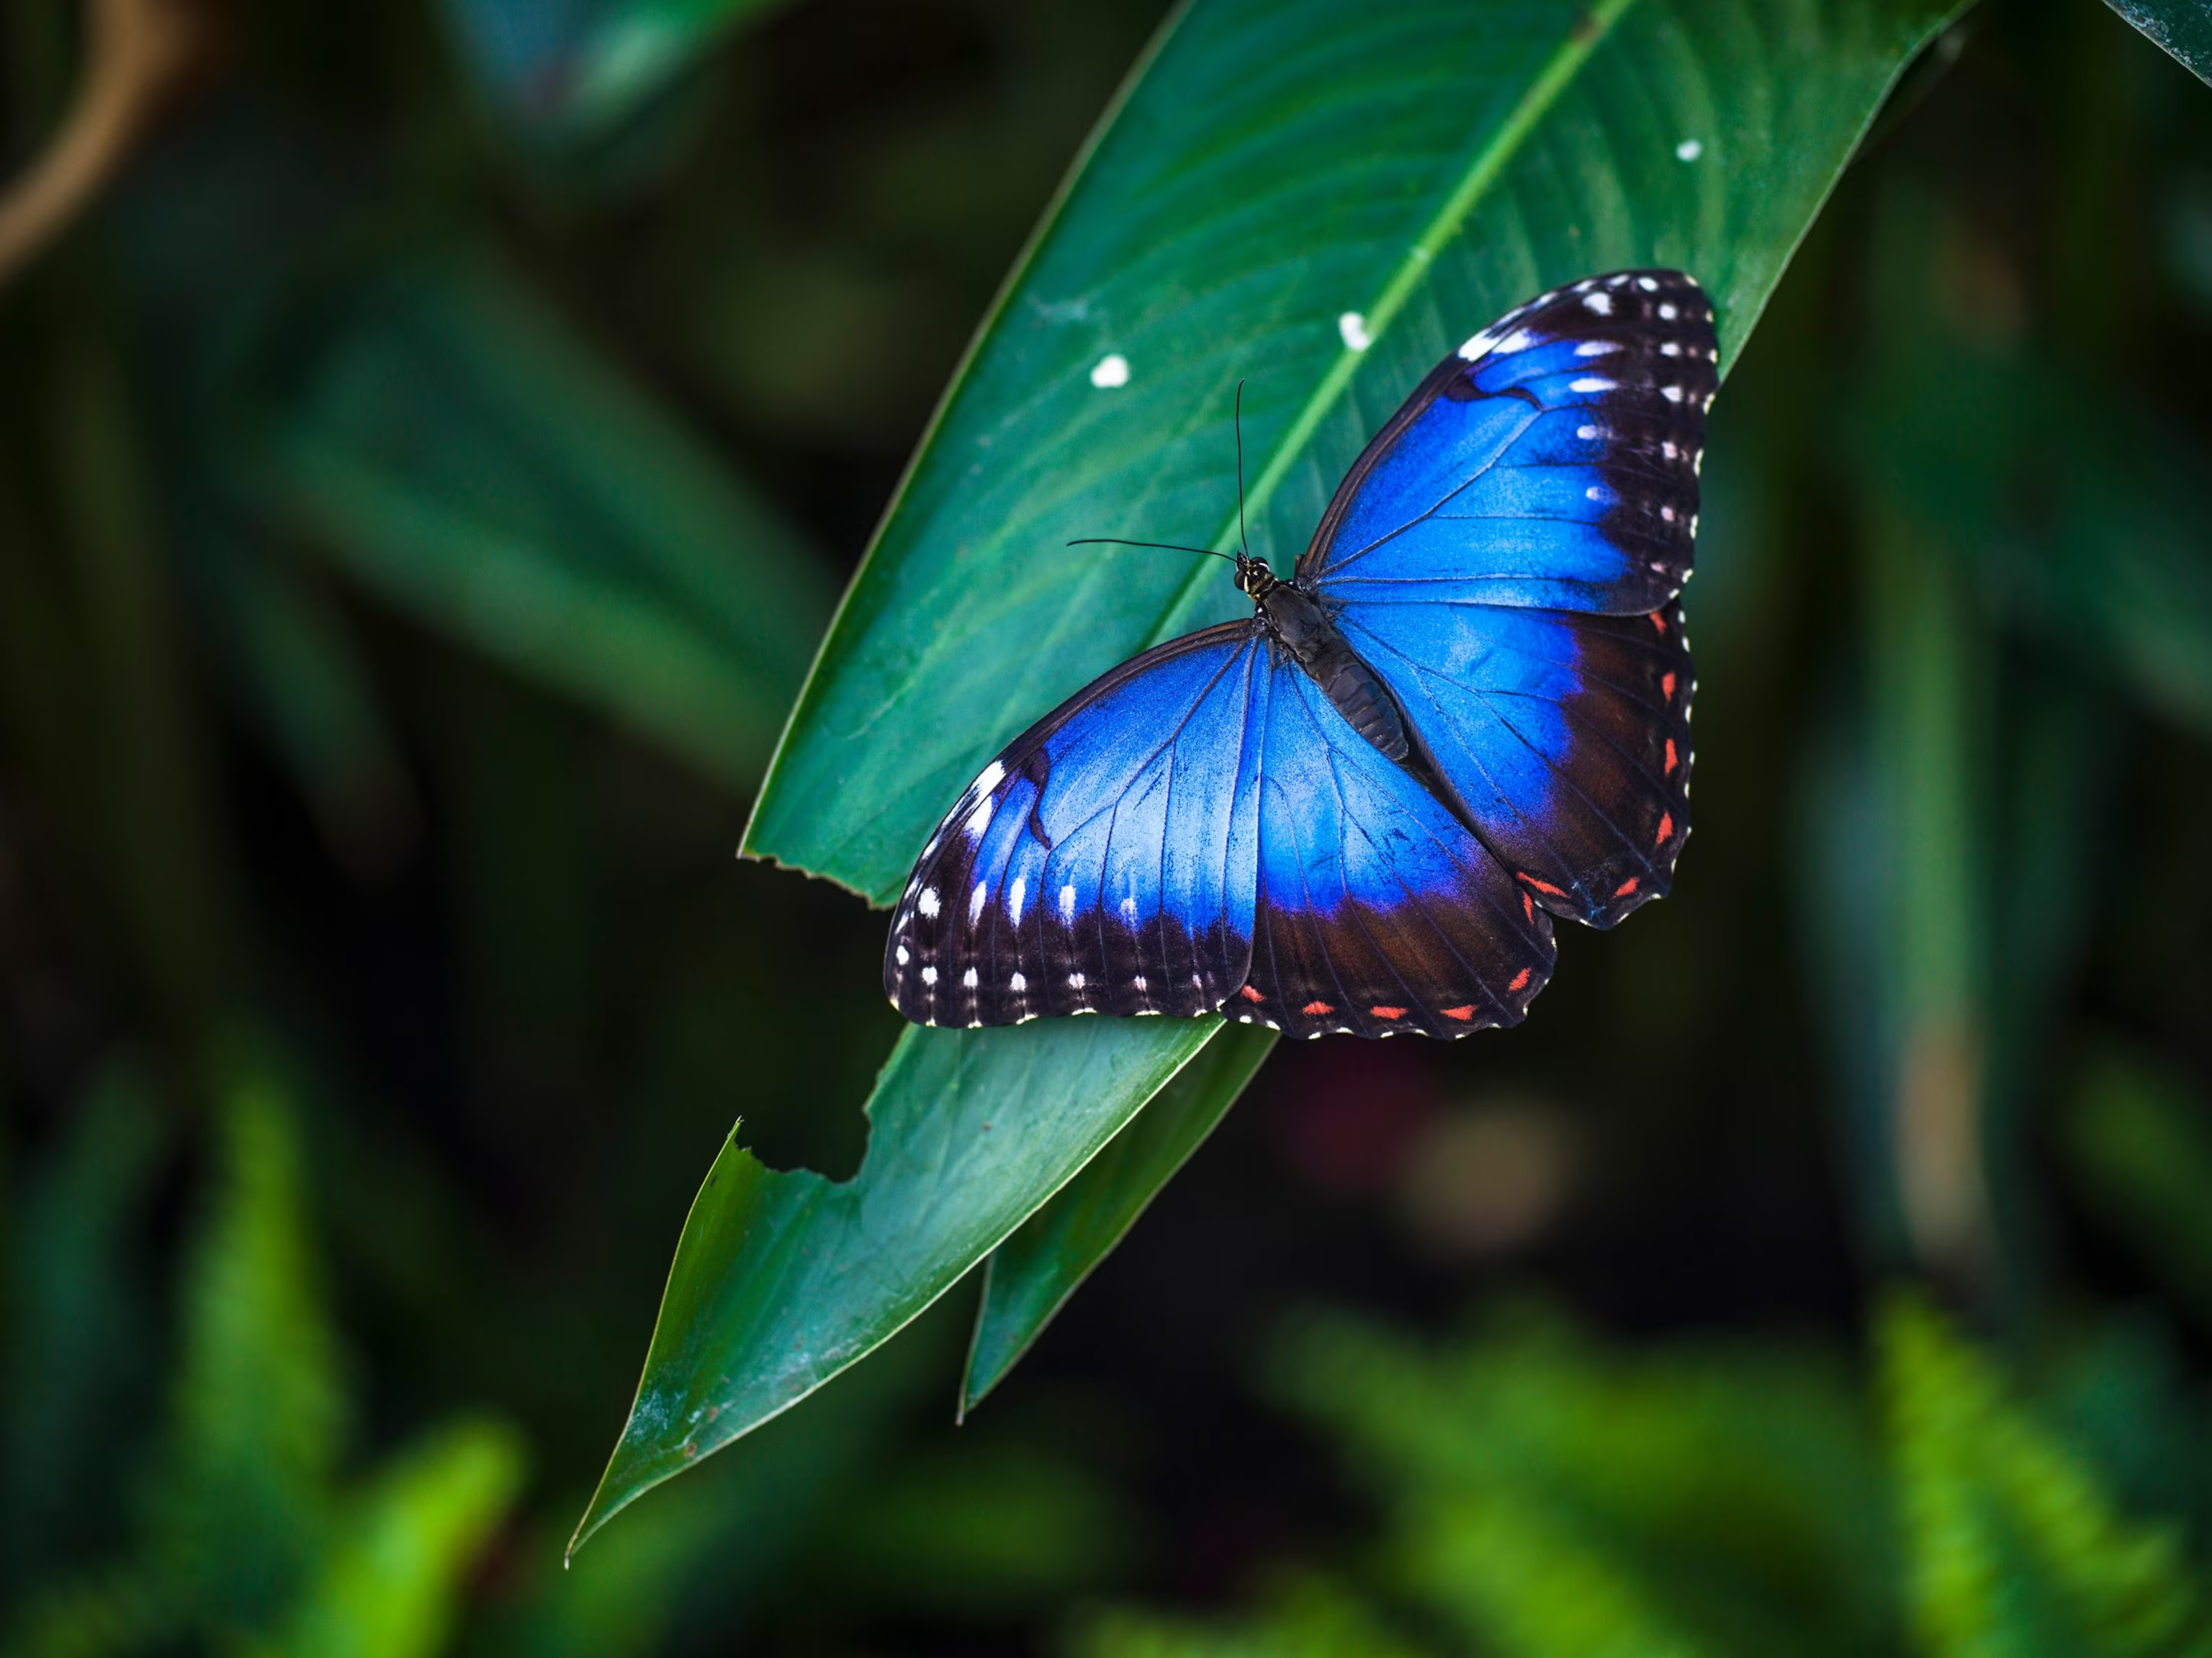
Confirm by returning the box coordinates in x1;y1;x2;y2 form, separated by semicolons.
611;0;1971;1544
2102;0;2212;88
746;0;1972;898
569;1016;1219;1553
519;1303;945;1657
1273;1310;1893;1657
438;0;793;141
1881;1292;2212;1658
1;1061;166;1586
242;247;831;791
268;1419;526;1658
961;1022;1274;1415
154;1066;346;1632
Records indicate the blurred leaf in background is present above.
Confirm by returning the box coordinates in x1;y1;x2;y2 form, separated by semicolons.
0;1058;523;1658
1074;1297;2212;1658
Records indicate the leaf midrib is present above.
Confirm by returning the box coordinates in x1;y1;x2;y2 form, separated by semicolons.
1139;0;1642;649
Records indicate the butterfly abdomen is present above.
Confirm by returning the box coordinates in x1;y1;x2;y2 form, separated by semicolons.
1260;583;1409;762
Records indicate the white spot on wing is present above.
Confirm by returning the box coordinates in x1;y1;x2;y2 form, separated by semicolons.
965;796;994;837
1583;291;1613;315
1637;276;1660;292
972;760;1005;797
1089;353;1130;389
1058;883;1076;924
1658;302;1678;321
1676;138;1703;161
1338;311;1371;351
1007;875;1026;925
921;965;938;986
1119;894;1139;924
1068;972;1086;990
918;886;940;919
969;881;987;926
963;967;979;989
1010;972;1028;993
1662;384;1684;402
896;945;909;965
1574;340;1619;357
1570;377;1616;393
1578;423;1601;440
1496;328;1538;353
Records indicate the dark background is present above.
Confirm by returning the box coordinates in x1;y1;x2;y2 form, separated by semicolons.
6;0;2212;1652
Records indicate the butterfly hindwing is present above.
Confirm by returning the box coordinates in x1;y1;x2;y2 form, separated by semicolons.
886;624;1267;1027
1306;268;1714;927
1234;659;1556;1041
1341;600;1694;927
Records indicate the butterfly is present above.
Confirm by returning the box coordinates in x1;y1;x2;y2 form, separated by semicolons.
886;269;1716;1040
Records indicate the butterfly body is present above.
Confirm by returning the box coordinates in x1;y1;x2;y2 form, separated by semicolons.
1244;559;1412;764
886;269;1717;1040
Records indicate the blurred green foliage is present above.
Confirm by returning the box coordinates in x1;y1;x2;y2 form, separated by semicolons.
4;0;2212;1650
1075;1297;2212;1657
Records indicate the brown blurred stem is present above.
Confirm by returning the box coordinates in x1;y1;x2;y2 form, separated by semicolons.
0;0;205;285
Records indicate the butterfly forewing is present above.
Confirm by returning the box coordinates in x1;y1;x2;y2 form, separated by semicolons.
1305;268;1714;927
886;626;1265;1027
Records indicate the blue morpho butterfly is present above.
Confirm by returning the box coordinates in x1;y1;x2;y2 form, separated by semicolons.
886;269;1717;1040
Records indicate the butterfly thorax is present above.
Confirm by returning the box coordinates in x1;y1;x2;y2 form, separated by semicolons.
1249;566;1412;765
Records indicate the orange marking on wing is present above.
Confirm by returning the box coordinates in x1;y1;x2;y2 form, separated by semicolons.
1371;1005;1406;1020
1664;738;1678;775
1507;968;1532;993
1522;891;1535;924
1655;812;1673;845
1518;872;1568;897
1649;611;1667;634
1239;985;1264;1002
1614;876;1640;898
1661;671;1677;698
1301;999;1335;1017
1441;1005;1475;1022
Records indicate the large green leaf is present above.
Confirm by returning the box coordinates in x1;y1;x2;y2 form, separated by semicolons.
570;1015;1220;1551
962;1022;1276;1415
240;248;831;791
594;0;1972;1543
747;0;1969;896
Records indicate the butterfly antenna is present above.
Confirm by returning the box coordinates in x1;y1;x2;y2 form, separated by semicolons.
1069;537;1236;564
1234;379;1249;555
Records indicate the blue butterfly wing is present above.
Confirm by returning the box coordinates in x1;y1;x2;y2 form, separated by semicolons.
888;626;1557;1042
1307;269;1714;926
1237;657;1555;1041
887;623;1268;1027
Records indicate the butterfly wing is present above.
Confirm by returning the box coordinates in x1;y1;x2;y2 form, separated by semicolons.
1234;656;1556;1040
888;619;1556;1042
1305;269;1714;927
887;623;1269;1028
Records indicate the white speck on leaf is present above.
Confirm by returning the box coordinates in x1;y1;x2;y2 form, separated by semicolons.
1338;311;1372;351
1090;353;1130;389
1676;138;1703;162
